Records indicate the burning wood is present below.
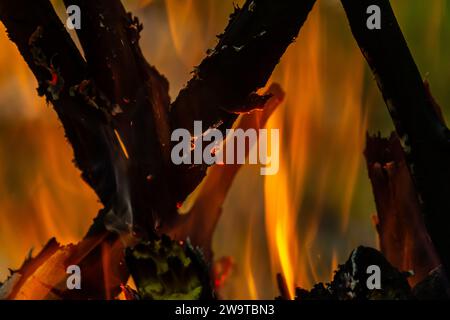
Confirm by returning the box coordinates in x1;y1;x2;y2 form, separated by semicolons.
0;0;315;299
365;132;440;286
0;0;449;303
166;83;285;259
342;0;450;280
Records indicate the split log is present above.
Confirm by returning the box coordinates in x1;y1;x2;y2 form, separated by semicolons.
342;0;450;278
364;132;440;286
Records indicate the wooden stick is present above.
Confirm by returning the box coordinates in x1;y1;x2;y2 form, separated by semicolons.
169;0;316;203
167;83;284;258
342;0;450;278
365;132;440;286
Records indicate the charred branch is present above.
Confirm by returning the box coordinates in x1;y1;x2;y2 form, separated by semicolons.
342;0;450;278
0;0;316;236
0;0;315;299
364;132;440;286
0;0;121;207
295;247;413;300
166;84;284;258
169;0;316;202
62;0;176;235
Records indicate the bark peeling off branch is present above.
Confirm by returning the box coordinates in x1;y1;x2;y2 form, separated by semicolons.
170;0;316;201
342;0;450;277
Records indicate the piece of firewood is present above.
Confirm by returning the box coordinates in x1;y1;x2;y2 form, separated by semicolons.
62;0;176;235
0;0;315;299
0;235;127;300
166;83;285;259
342;0;450;278
365;132;440;286
0;0;316;237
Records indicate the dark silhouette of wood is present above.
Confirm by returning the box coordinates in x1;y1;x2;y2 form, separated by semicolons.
342;0;450;278
169;0;316;203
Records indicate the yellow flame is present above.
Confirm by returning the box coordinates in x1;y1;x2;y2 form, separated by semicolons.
165;0;215;68
3;0;442;300
0;114;101;280
244;222;258;300
0;24;101;280
264;3;367;295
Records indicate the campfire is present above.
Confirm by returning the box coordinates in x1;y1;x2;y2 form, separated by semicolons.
0;0;449;300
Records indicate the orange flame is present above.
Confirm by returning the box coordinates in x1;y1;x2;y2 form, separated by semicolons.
6;0;443;300
0;23;100;281
264;3;367;295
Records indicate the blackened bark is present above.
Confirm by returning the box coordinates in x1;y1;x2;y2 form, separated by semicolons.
365;132;440;286
0;0;120;207
342;0;450;278
0;0;315;299
62;0;176;236
170;0;316;202
167;83;284;258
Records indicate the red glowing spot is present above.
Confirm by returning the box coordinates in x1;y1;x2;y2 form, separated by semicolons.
176;202;183;209
212;256;234;289
50;72;58;86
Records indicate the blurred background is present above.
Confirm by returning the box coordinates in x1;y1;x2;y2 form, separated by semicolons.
0;0;449;299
